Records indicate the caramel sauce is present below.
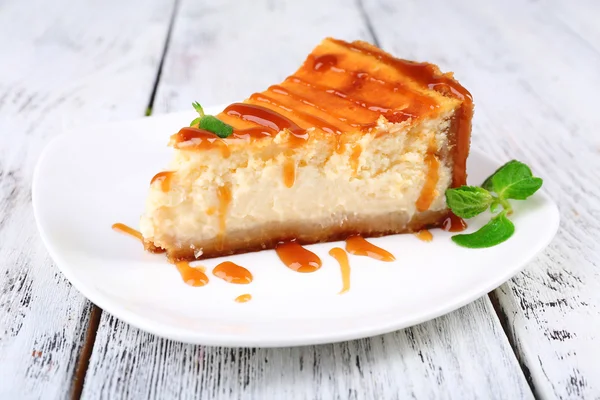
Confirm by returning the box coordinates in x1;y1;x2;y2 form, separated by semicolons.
345;235;395;262
328;39;473;187
275;241;322;272
329;247;350;294
287;76;415;124
235;293;252;303
111;223;143;241
283;158;296;188
224;102;306;136
443;212;468;232
171;127;230;158
251;92;344;135
175;261;209;287
212;261;253;284
150;171;174;192
415;229;433;242
216;185;231;250
206;207;216;216
415;154;440;212
268;84;370;130
349;145;362;175
112;223;165;254
313;54;339;71
232;127;274;139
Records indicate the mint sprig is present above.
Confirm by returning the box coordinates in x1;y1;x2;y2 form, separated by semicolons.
190;102;233;138
445;160;543;248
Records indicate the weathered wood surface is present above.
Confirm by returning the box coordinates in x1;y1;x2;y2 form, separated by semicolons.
361;0;600;398
0;0;175;398
83;298;531;400
2;0;600;398
82;0;531;399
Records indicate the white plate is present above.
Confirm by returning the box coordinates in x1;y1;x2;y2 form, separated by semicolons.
33;106;559;347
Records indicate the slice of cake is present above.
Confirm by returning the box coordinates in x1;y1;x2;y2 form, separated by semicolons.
140;38;473;261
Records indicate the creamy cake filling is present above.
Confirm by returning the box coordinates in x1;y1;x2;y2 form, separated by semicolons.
140;111;454;253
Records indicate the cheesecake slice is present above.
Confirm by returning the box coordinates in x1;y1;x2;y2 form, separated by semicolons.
140;38;473;261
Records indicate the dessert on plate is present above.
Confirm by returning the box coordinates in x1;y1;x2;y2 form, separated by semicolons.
140;38;473;261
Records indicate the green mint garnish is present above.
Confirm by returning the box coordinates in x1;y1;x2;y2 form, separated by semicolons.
199;115;233;138
189;101;233;138
483;160;543;200
445;160;543;248
445;186;493;218
451;211;515;248
192;101;205;117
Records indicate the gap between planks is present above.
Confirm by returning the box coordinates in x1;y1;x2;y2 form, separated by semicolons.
68;0;182;398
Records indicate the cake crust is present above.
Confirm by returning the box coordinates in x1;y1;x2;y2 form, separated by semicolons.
153;210;449;261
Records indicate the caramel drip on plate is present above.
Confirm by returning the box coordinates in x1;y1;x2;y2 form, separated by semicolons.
150;171;174;192
283;157;296;188
171;127;231;158
275;241;322;272
217;185;232;250
345;235;395;262
415;229;433;242
111;223;143;241
112;223;165;254
443;212;468;232
175;261;209;287
416;153;440;212
212;261;253;284
349;145;362;175
329;247;350;294
235;294;252;303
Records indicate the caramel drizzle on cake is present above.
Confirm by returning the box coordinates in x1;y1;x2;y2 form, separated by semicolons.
216;184;232;250
150;171;174;192
167;39;472;213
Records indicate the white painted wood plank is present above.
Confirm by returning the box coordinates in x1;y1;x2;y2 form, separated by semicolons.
362;0;600;398
83;298;531;400
0;0;175;398
83;0;531;398
151;0;372;111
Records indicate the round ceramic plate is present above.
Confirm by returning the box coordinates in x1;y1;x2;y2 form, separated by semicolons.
32;106;559;347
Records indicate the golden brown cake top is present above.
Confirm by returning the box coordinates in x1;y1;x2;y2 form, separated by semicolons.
213;38;472;136
169;38;473;186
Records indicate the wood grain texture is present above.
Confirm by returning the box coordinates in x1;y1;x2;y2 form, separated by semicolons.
361;0;600;398
82;0;531;398
0;0;175;398
83;298;531;400
151;0;374;111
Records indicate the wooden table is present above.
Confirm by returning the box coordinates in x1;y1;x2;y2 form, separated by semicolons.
1;0;598;398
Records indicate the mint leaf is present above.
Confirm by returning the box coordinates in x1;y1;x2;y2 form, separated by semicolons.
192;101;205;117
483;160;543;200
489;199;501;213
445;186;493;218
451;211;515;248
481;174;494;192
190;117;201;127
199;115;233;138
